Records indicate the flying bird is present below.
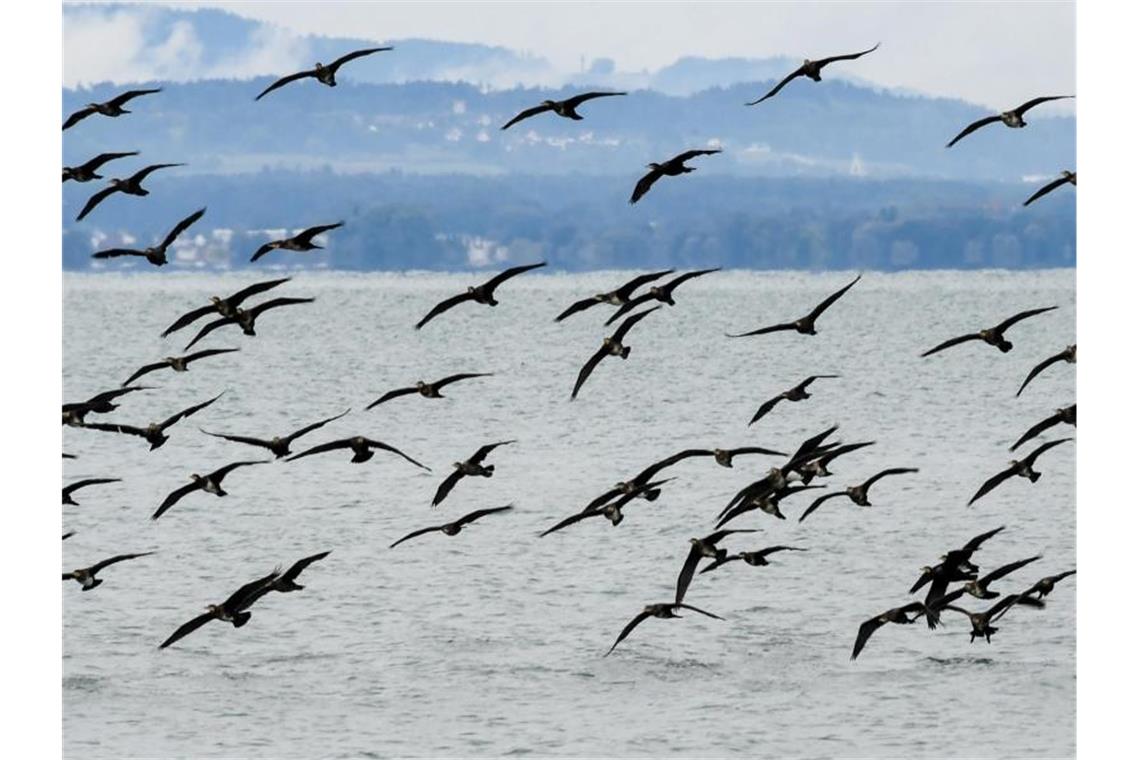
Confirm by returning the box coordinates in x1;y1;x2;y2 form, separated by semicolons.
540;479;673;536
432;441;514;507
63;88;162;130
716;483;823;528
1023;171;1076;207
287;436;429;469
910;526;1006;627
91;207;206;266
554;269;675;322
727;274;861;338
501;91;626;130
63;552;154;591
606;602;723;656
968;438;1072;506
850;601;926;661
62;478;120;506
63;151;139;183
935;556;1043;603
921;306;1057;357
200;409;350;458
571;307;660;400
366;373;493;410
79;392;224;450
183;297;316;350
748;375;839;426
675;529;757;605
793;440;876;484
121;348;239;387
699;545;806;575
747;43;880;105
946;96;1074;148
247;551;332;601
1010;404;1075;451
63;386;151;426
249;223;344;262
629;149;721;204
160;278;292;337
415;262;547;329
1023;569;1076;599
152;461;267;520
158;570;281;649
390;505;513;548
798;467;919;522
624;445;786;487
255;47;393;100
76;163;184;222
935;595;1025;643
603;269;721;326
1016;344;1075;397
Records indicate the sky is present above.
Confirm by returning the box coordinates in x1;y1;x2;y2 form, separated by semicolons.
64;0;1075;110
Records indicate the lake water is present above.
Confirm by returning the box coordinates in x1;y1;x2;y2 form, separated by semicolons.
63;269;1076;758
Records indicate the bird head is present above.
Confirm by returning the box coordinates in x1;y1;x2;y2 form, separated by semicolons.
415;381;427;391
646;162;661;170
109;178;125;188
190;473;203;482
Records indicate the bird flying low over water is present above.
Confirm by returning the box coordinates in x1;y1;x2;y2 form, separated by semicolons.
63;88;162;130
247;552;331;602
501;91;626;130
63;386;151;426
159;570;281;649
63;552;154;591
930;556;1042;604
946;96;1074;148
1017;344;1075;397
1023;569;1076;599
79;392;224;450
1024;171;1076;207
967;438;1072;506
798;467;919;522
749;375;839;426
415;262;547;329
910;526;1005;627
921;306;1057;357
432;441;514;507
287;436;429;469
1010;404;1075;452
255;47;393;100
699;545;806;575
152;461;267;520
121;348;239;387
91;207;206;266
676;529;757;605
540;479;673;536
603;269;721;326
626;445;786;487
160;278;292;337
629;149;721;204
746;43;880;105
716;483;822;528
606;602;724;656
183;297;315;350
793;440;875;484
390;505;513;548
555;270;675;322
934;595;1026;643
727;274;861;338
76;163;184;222
571;307;660;400
62;478;120;506
367;373;493;410
850;601;926;661
250;223;344;263
63;151;139;183
200;409;350;458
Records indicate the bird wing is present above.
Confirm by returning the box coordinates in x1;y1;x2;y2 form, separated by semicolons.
745;65;808;105
564;91;627;108
255;69;316;101
987;595;1022;623
816;441;875;467
471;440;514;464
76;185;120;221
279;551;331;584
246;297;315;321
435;372;493;390
501;103;555;130
603;293;653;326
199;429;273;451
363;439;430;470
62;105;98;130
555;296;604;322
89;551;155;575
674;603;724;620
210;460;267;482
226;571;282;612
817;42;881;67
108;88;162;108
967;465;1019;506
631;450;712;485
294;222;345;246
807;274;861;322
580;485;623;514
671;149;722;164
961;526;1006;554
571;345;609;400
706;528;756;545
1023;176;1070;207
606;609;655;655
286;438;353;462
91;248;145;260
456;505;514;526
366;387;417;409
249;241;279;262
184;347;240;365
629;166;665;204
1016;349;1069;397
77;422;150;439
227;277;293;307
728;446;787;458
611;306;661;342
390;525;443;549
484;261;547;293
659;268;721;297
946;115;1003;148
415;291;476;330
851;615;888;661
1022;437;1072;467
121;361;169;387
614;269;676;300
726;321;798;338
82;151;140;172
328;46;393;72
283;409;351;443
152;481;202;520
698;555;741;574
1013;95;1073;117
159;611;214;649
184;318;237;350
158;392;224;432
160;304;218;337
432;469;466;507
748;394;786;426
158;207;207;250
1009;410;1064;452
994;306;1057;335
795;374;840;393
130;163;184;183
862;467;919;490
921;332;983;357
980;555;1042;586
798;491;845;522
540;509;600;537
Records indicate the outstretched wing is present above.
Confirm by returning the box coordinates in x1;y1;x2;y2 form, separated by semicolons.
366;386;417;410
76;185;119;221
725;321;799;339
571;346;609;400
91;248;145;260
921;332;982;358
199;429;274;451
980;555;1042;586
555;295;604;322
851;616;887;661
501;103;554;131
670;149;722;164
817;42;880;67
294;222;344;246
328;46;392;73
674;544;704;605
540;509;600;537
1009;410;1065;451
89;551;155;575
121;361;168;387
286;438;353;462
108;88;162;108
484;262;547;293
611;306;660;342
283;409;351;443
1013;95;1073;118
629;166;664;204
246;297;315;322
152;481;201;520
606;609;655;656
435;372;493;391
62;105;98;131
161;305;219;338
994;306;1057;335
431;469;465;507
279;551;331;584
159;611;214;649
698;555;741;575
130;163;184;183
564;91;627;109
745;65;808;106
946;115;1003;148
158;392;224;431
390;525;443;549
1021;437;1072;467
748;394;785;426
227;277;293;307
471;440;514;464
159;207;206;250
807;274;861;322
415;291;475;330
184;317;237;350
967;465;1019;506
604;292;653;326
1023;176;1070;207
255;69;315;101
798;491;845;522
82;151;140;172
961;525;1006;555
862;467;919;490
184;348;240;365
614;269;676;301
1016;349;1070;397
455;505;514;526
210;460;268;482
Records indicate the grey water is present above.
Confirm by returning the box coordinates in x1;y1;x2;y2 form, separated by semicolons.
63;269;1075;758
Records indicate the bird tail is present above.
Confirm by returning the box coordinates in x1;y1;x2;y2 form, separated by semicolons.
997;339;1013;353
620;346;631;359
232;611;251;628
643;488;662;502
483;464;496;477
1028;470;1041;483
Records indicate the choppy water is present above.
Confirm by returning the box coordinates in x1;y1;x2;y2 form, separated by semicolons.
63;269;1075;758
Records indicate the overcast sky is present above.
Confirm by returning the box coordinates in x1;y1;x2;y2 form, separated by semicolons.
67;1;1075;110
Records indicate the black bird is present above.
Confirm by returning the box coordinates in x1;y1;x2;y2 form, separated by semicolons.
391;506;513;548
183;297;315;350
249;223;344;262
716;484;823;528
968;438;1072;506
850;601;926;661
935;556;1043;603
1017;344;1076;397
747;43;880;105
936;595;1024;643
727;274;861;338
91;207;206;266
367;373;493;410
946;96;1074;148
63;87;162;130
625;445;786;487
606;602;724;656
629;149;721;204
1010;404;1075;451
200;409;350;459
415;262;547;329
541;479;673;536
255;47;393;100
575;476;674;518
63;386;151;426
160;278;292;337
76;163;184;222
555;270;675;322
502;91;626;130
675;529;757;605
798;468;919;522
1024;569;1076;599
121;348;239;387
159;570;281;649
571;307;660;400
432;441;514;507
79;392;224;450
1024;171;1076;207
63;151;139;183
603;269;721;326
152;461;267;520
748;375;839;426
922;306;1057;357
699;545;806;574
287;436;429;469
248;551;332;600
911;526;1006;628
62;478;120;506
793;440;876;484
63;552;154;591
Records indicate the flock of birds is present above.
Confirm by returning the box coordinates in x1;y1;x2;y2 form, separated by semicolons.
64;42;1075;659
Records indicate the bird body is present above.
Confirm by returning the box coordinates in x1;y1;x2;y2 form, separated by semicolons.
287;435;429;469
63;552;154;591
250;223;343;262
255;48;393;100
747;44;879;105
728;274;861;338
502;91;626;130
416;262;547;329
92;207;205;266
946;96;1074;148
63;88;161;130
63;151;139;182
629;150;721;204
